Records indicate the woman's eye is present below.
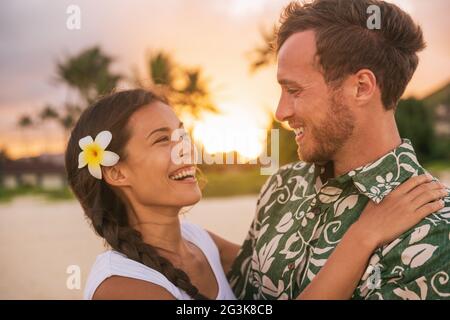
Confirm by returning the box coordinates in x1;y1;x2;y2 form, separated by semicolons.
154;136;170;144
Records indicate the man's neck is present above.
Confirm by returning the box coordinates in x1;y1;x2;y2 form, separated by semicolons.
332;112;402;177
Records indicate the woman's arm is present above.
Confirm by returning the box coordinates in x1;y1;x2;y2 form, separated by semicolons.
297;174;447;300
208;231;240;274
93;276;176;300
297;223;375;299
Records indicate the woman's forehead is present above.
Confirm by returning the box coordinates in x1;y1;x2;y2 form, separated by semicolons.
129;102;180;132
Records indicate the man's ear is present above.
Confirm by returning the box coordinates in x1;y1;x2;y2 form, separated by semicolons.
103;164;129;187
353;69;377;105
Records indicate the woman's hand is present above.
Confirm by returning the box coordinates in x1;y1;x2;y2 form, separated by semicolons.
354;174;447;250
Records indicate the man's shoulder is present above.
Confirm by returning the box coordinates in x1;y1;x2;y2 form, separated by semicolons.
355;191;450;300
377;189;450;271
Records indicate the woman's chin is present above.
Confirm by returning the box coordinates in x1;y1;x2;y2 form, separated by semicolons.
175;188;202;207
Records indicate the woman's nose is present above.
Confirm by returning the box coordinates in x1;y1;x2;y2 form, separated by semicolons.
178;135;197;164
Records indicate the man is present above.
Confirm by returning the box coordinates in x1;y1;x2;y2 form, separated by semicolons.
227;0;450;300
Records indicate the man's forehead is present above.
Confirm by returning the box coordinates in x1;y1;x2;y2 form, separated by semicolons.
277;30;318;79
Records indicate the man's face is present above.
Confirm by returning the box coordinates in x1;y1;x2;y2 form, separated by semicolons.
276;30;355;163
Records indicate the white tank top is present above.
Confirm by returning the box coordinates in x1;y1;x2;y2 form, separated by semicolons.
83;221;236;300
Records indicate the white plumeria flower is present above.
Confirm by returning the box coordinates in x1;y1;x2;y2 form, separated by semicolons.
78;130;120;180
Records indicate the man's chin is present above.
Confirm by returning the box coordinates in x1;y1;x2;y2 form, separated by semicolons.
298;148;329;165
297;145;313;162
297;150;314;164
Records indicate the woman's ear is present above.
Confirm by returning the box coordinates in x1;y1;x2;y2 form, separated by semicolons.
103;164;129;187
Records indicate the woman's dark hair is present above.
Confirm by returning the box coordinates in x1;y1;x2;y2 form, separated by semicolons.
65;89;208;299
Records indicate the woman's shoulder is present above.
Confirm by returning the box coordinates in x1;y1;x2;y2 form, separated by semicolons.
83;250;183;300
92;274;175;300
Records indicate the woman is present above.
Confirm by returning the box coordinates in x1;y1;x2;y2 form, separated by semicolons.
64;89;447;300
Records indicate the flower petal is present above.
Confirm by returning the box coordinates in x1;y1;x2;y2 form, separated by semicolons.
79;136;93;150
88;163;102;180
101;151;120;166
386;172;393;182
78;151;87;168
95;131;112;149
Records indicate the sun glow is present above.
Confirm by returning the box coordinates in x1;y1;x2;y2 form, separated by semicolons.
192;107;269;161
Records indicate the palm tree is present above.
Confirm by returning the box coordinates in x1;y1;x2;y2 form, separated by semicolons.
19;46;122;138
137;50;219;125
17;115;34;156
248;26;277;73
56;46;121;104
18;115;33;129
39;105;59;123
148;51;174;87
174;68;218;118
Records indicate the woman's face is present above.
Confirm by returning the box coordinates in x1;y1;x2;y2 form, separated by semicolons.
118;101;201;208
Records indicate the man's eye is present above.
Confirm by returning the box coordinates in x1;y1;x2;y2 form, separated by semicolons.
287;88;299;95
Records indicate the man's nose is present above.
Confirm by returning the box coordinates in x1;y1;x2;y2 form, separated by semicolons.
275;95;295;122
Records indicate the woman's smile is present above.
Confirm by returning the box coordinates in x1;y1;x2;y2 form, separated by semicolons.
168;165;198;184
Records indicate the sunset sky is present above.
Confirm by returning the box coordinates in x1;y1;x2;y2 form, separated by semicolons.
1;0;449;159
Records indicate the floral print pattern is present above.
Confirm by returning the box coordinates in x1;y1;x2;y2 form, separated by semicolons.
228;139;450;300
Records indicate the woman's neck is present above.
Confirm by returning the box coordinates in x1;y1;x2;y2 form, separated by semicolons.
127;202;189;258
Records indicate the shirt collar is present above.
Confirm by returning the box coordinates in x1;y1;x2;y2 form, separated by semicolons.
349;139;424;204
313;139;424;204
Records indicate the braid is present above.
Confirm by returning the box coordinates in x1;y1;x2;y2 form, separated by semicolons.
89;185;209;300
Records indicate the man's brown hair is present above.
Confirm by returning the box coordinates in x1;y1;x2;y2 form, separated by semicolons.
276;0;426;109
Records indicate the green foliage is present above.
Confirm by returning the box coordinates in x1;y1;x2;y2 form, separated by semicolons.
148;51;174;87
268;117;299;166
19;46;121;134
57;46;121;104
137;50;219;125
429;139;450;161
18;115;33;128
395;98;436;163
247;26;277;73
424;160;450;174
201;168;269;198
0;186;74;203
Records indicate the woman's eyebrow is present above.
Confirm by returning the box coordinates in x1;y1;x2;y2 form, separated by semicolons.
146;121;184;139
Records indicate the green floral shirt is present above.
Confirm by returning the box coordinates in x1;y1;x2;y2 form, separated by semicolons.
228;139;450;300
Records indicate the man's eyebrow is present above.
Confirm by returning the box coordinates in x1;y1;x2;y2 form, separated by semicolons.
146;122;183;139
278;79;301;86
